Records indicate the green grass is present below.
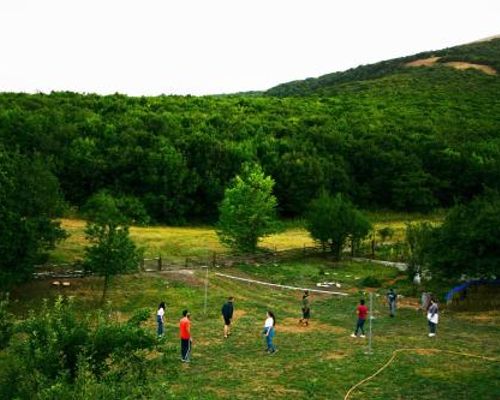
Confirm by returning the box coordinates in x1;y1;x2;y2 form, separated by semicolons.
7;261;500;399
234;258;404;290
49;212;443;265
367;210;444;243
49;219;318;264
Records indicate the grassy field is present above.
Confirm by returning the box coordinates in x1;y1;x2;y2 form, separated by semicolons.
8;261;500;400
49;212;443;264
20;213;497;399
49;219;317;264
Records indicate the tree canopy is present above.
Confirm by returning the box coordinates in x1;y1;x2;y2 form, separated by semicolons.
306;192;372;259
217;164;278;253
83;192;142;300
0;148;67;289
0;39;498;228
424;191;500;279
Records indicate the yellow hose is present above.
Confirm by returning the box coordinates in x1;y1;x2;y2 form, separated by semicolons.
344;348;499;400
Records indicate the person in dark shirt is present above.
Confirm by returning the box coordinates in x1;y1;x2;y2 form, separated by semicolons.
387;288;397;317
351;299;368;338
221;297;234;338
299;290;311;326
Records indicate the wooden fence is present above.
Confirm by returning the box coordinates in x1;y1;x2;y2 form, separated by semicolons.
34;244;326;278
33;241;400;279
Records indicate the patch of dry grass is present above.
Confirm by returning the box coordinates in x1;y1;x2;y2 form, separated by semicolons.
444;61;496;75
405;57;496;75
406;56;441;67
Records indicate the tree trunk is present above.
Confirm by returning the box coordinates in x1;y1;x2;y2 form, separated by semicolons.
330;242;341;260
101;274;110;303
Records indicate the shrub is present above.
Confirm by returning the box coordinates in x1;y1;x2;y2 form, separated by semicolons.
360;276;382;287
377;227;395;242
0;294;14;349
0;297;155;399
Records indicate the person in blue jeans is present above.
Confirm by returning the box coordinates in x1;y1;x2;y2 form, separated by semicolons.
157;302;165;338
263;311;277;354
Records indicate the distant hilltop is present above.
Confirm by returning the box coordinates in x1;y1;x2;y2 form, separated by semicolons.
266;35;500;96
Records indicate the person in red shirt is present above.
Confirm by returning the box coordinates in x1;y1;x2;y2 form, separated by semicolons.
351;299;368;338
179;310;192;362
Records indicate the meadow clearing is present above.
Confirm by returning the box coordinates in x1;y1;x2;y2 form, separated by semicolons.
10;262;500;399
49;212;444;264
5;213;499;399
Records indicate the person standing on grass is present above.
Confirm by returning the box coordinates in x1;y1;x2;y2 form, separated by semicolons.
179;310;192;362
351;299;368;338
427;298;439;337
157;302;166;338
221;297;234;338
263;311;277;354
299;290;311;326
387;288;397;317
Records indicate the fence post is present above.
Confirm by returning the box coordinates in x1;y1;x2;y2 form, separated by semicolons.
185;257;189;268
212;252;217;268
366;292;374;355
140;258;144;272
158;254;162;271
203;266;209;316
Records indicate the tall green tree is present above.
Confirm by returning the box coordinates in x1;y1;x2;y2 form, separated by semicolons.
405;222;434;278
83;192;142;301
217;164;278;252
0;149;67;289
306;192;371;259
424;190;500;279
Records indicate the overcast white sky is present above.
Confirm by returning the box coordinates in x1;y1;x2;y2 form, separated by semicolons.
1;0;499;96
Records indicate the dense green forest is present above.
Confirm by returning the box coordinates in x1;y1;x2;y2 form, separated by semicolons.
0;39;499;225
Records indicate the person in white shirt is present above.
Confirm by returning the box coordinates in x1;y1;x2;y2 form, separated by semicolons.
157;302;165;338
263;311;277;354
427;298;439;337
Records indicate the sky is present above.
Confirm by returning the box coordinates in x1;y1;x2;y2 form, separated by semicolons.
1;0;499;96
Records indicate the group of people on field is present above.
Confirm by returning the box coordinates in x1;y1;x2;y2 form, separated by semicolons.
155;287;439;362
155;297;277;362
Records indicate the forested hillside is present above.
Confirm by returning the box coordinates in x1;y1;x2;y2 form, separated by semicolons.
0;39;499;224
266;37;500;96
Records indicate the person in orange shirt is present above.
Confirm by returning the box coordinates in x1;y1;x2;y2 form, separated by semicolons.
179;310;192;362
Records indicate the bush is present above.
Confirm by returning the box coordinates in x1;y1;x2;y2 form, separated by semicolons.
0;297;155;399
82;191;151;226
0;294;14;349
377;227;395;242
425;190;500;279
360;276;382;287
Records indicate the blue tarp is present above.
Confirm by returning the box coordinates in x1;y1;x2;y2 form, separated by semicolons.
445;279;500;302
